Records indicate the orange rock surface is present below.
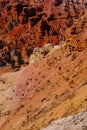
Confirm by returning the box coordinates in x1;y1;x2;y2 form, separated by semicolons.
0;0;87;67
0;1;87;130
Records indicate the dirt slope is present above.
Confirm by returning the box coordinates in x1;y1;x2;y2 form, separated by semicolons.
0;43;87;130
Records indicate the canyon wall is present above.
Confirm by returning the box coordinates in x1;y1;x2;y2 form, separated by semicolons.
0;0;87;66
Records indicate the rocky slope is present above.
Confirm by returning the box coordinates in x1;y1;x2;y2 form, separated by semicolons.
0;0;87;67
0;0;87;130
42;109;87;130
0;41;87;130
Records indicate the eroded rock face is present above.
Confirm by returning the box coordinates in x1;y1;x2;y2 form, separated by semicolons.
0;0;87;67
0;1;87;130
